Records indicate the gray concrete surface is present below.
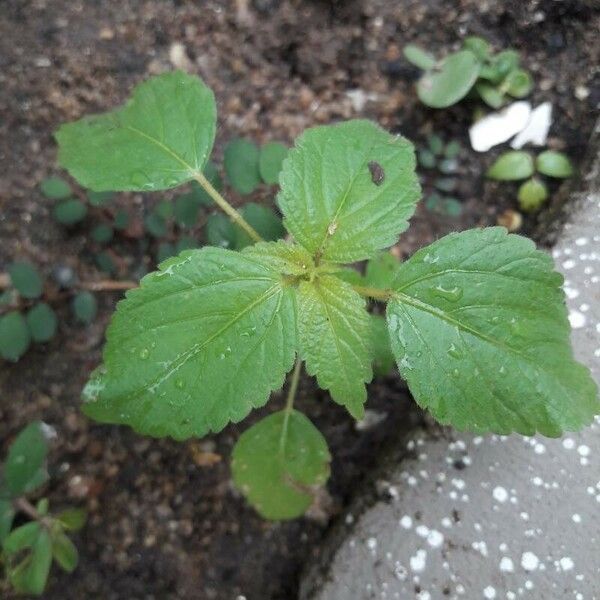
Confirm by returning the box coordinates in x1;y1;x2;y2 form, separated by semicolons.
301;138;600;600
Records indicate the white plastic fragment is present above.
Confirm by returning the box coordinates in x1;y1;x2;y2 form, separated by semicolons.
511;102;553;149
469;101;532;152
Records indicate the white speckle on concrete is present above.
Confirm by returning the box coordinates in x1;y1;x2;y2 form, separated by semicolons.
399;515;413;529
492;486;509;503
559;557;574;571
569;310;586;328
409;549;427;573
500;557;515;572
426;530;444;549
483;585;497;599
521;551;540;571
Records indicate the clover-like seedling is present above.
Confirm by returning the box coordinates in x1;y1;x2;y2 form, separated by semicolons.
0;422;87;596
417;134;463;216
404;36;533;109
54;71;599;520
0;263;57;362
486;149;574;212
0;259;103;361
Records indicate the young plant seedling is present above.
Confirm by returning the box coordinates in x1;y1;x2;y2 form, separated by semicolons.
486;149;574;212
0;422;87;596
55;71;599;520
417;133;463;216
404;36;533;109
0;263;57;361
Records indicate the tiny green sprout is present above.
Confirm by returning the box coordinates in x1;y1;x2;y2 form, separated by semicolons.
417;134;463;216
87;190;115;207
405;37;533;109
259;142;288;185
518;178;549;213
8;261;44;299
487;149;574;212
536;150;574;178
54;71;598;521
40;176;71;200
25;303;58;343
486;150;535;181
0;423;86;596
52;199;88;226
224;138;262;194
0;311;31;362
91;224;114;245
72;291;98;324
94;251;117;275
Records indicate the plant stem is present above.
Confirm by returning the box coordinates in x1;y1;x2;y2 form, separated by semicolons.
193;171;263;243
352;284;393;302
279;359;302;455
13;497;40;521
81;280;137;292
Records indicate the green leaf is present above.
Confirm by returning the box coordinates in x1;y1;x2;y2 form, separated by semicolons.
3;522;41;554
297;275;373;419
277;120;420;263
370;314;395;377
8;261;43;299
4;422;48;497
493;50;520;78
487;151;534;181
113;209;130;230
40;176;71;199
51;531;78;573
95;252;117;275
475;81;505;109
88;190;115;206
403;44;436;70
235;203;285;250
386;227;599;436
259;142;288;185
536;150;574;179
55;508;87;532
427;134;444;156
444;140;461;159
518;178;549;212
9;528;52;596
231;410;330;520
72;291;98;324
364;251;401;290
0;500;15;543
56;71;216;192
35;498;49;516
91;224;114;244
154;200;173;220
417;50;480;108
463;36;491;61
26;303;58;343
53;199;88;225
242;241;313;277
144;212;168;238
82;246;298;440
418;148;436;169
434;177;457;193
205;213;237;249
174;193;202;228
505;68;533;98
224;138;261;194
0;311;31;362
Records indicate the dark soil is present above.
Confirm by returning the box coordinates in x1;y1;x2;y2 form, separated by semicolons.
1;1;598;599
